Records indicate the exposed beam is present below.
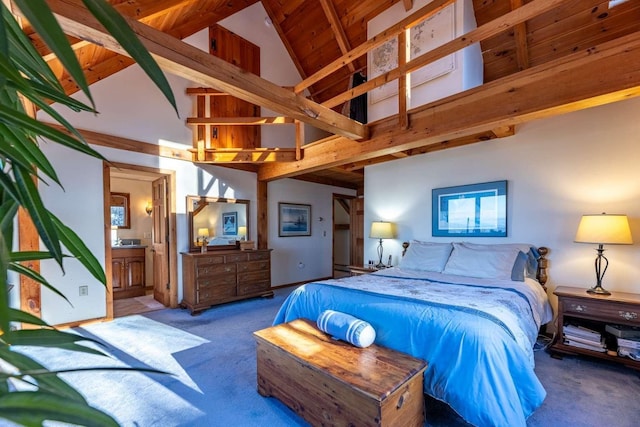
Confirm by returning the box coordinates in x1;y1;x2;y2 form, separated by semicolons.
42;0;367;140
319;0;355;73
294;0;456;94
258;30;640;181
188;148;297;163
322;0;567;109
510;0;530;71
186;117;294;125
38;0;203;61
49;124;193;161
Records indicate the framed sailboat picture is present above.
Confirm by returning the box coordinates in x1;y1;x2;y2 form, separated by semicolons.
278;203;311;237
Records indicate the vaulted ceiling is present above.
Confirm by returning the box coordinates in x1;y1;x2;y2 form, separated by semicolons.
18;0;640;190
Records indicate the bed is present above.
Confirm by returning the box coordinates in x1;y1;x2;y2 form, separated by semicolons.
273;241;553;427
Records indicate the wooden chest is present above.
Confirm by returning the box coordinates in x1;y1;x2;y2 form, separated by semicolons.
254;319;427;427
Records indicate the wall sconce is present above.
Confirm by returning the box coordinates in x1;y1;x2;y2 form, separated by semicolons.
145;201;153;216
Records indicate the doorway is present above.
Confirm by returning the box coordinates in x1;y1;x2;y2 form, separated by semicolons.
332;193;363;278
105;163;177;319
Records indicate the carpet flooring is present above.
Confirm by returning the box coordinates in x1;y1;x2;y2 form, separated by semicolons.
14;287;640;426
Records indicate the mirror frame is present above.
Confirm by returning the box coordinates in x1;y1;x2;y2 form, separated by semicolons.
110;192;131;229
186;195;250;252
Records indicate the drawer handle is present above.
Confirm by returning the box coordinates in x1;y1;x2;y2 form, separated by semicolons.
571;304;587;312
397;390;410;409
619;311;638;321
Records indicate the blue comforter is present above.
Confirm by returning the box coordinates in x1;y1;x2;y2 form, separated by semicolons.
273;268;553;427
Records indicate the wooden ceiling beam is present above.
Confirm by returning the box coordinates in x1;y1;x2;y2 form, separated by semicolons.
37;0;203;61
294;0;455;94
510;0;530;71
186;117;294;125
187;148;297;163
319;0;355;73
42;0;368;140
49;124;193;161
323;0;567;109
258;30;640;181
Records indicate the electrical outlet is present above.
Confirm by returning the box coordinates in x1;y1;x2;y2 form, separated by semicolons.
143;232;152;239
79;285;88;296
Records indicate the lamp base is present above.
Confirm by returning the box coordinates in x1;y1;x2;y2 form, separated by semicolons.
587;285;611;296
374;263;386;269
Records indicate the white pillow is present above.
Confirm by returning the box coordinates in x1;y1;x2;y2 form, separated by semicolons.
442;243;521;280
399;241;453;272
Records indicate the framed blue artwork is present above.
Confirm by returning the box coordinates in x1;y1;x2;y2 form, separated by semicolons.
222;211;238;236
278;203;311;237
432;180;507;237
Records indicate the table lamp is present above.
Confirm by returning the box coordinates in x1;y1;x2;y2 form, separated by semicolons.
198;228;210;253
370;221;396;268
574;213;633;295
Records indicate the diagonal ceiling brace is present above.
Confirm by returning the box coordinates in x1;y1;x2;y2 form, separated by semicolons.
40;0;368;140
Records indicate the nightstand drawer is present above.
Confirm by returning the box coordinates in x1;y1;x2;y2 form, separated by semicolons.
563;297;640;325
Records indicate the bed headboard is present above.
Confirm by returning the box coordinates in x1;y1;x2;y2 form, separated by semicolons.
401;242;549;287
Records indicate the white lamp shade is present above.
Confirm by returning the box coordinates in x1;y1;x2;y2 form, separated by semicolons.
575;214;633;245
197;228;210;238
370;221;395;239
238;226;247;237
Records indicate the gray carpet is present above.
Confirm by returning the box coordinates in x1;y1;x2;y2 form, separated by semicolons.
15;288;640;426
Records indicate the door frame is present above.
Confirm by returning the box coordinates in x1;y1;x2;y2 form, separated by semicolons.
103;162;178;319
332;193;356;275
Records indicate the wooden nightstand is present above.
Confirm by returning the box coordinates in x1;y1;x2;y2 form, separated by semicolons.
550;286;640;370
348;265;379;276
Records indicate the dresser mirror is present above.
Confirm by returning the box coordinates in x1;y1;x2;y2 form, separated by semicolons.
187;195;250;252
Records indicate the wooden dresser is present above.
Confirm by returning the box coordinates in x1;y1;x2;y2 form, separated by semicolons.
181;249;273;314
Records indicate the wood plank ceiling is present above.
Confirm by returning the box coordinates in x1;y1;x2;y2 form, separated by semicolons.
22;0;640;190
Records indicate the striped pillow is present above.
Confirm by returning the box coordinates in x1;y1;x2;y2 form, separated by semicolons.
317;310;376;348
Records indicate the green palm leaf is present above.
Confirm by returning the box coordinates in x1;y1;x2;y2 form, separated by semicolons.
0;391;119;427
51;214;107;285
13;0;95;109
82;0;177;115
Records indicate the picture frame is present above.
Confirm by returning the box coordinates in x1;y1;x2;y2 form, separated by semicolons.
432;180;507;237
222;211;238;236
278;203;311;237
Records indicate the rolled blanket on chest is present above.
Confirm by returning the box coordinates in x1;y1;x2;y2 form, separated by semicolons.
316;309;376;348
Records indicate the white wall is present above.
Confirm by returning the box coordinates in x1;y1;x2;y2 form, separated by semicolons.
364;97;640;304
268;179;354;285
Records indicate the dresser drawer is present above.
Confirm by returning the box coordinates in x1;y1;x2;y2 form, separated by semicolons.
196;263;236;278
238;270;270;284
563;297;640;324
225;253;248;263
238;281;270;296
196;255;225;266
197;274;237;289
237;260;270;273
248;251;270;261
197;282;236;304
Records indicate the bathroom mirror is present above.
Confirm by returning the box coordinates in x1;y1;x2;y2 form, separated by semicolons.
187;195;250;252
110;192;130;229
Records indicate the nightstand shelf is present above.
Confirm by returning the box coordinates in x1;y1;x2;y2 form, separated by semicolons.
550;286;640;370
